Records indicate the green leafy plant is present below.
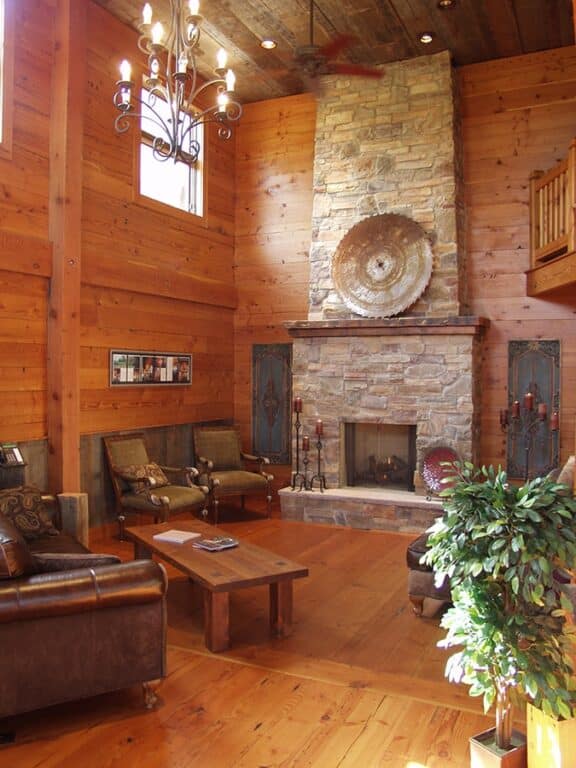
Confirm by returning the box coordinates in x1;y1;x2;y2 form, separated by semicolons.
423;462;576;751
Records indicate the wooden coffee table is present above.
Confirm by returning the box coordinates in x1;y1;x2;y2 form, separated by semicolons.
125;520;309;652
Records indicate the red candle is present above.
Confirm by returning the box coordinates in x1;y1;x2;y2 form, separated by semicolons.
315;419;323;436
524;392;534;411
537;402;547;420
293;397;302;413
302;435;310;451
550;412;559;431
512;400;520;418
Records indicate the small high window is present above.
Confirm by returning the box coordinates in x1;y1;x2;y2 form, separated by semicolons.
0;0;5;145
139;89;203;216
0;0;13;158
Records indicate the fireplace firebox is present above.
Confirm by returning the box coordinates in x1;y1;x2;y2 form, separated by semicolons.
343;423;416;492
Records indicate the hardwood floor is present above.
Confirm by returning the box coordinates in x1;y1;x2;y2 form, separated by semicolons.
1;501;502;767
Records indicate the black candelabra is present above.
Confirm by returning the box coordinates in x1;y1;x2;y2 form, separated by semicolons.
290;398;327;492
290;397;307;490
310;419;327;492
500;391;559;482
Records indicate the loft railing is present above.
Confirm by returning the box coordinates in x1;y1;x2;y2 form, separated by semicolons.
527;139;576;295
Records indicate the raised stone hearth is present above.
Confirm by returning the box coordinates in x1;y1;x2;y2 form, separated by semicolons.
279;487;443;533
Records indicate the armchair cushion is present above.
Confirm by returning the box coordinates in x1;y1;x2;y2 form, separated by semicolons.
0;485;59;541
211;470;269;492
195;429;242;471
114;462;170;494
120;484;206;513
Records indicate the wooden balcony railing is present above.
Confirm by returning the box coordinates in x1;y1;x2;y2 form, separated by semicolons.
526;139;576;296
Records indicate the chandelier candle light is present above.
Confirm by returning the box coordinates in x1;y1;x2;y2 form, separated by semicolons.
114;0;242;164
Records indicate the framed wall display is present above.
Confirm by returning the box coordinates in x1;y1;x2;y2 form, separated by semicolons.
252;343;292;464
110;351;192;386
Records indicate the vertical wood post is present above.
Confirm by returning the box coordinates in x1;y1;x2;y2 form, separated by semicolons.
47;0;87;492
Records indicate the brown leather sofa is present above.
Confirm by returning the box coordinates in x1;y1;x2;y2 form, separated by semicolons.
0;486;168;718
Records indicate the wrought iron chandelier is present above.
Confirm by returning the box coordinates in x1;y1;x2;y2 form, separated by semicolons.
113;0;242;164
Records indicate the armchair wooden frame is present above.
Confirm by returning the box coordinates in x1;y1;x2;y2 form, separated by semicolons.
193;427;273;525
104;432;209;539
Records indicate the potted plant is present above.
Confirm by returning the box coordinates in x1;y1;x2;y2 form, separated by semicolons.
423;463;576;767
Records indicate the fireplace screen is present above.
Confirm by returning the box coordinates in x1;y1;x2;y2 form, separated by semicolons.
344;423;416;491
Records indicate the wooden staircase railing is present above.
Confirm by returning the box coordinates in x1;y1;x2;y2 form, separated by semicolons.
526;138;576;296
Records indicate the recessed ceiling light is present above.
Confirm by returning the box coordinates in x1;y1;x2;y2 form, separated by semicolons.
437;0;454;7
419;32;434;44
260;39;277;50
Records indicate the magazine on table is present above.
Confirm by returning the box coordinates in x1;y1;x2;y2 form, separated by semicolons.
152;529;202;544
192;536;239;552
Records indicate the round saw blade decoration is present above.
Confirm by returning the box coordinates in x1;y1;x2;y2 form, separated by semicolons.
331;214;433;318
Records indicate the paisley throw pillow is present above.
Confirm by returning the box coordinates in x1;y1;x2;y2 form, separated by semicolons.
114;463;169;494
0;486;59;541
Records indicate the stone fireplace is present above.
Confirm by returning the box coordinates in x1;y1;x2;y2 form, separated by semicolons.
279;51;488;532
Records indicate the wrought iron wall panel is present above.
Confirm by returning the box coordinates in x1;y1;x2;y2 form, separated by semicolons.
252;344;291;464
507;340;560;479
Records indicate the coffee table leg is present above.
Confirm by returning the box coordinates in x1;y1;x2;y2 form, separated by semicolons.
203;589;230;652
270;580;293;637
134;542;152;560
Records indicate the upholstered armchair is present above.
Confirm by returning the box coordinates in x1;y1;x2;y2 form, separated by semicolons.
193;427;273;524
104;432;209;539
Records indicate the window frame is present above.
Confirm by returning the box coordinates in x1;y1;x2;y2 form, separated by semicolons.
136;86;205;220
0;0;14;160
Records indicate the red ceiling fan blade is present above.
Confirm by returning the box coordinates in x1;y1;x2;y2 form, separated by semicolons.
318;33;355;60
329;62;383;79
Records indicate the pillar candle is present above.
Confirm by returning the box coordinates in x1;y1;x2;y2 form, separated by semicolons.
537;402;547;420
293;397;302;413
524;392;534;411
550;412;559;431
512;400;520;418
302;435;310;451
315;419;323;436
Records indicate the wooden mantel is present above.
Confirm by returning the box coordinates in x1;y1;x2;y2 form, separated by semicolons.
285;316;490;338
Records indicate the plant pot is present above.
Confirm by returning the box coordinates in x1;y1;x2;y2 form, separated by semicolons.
526;702;576;768
470;728;527;768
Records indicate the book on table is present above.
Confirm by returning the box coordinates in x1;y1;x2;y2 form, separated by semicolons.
152;529;202;544
192;536;239;552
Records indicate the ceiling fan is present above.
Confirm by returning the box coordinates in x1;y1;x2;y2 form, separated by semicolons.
294;0;383;81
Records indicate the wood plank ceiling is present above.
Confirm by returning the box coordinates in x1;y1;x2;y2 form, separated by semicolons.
94;0;575;104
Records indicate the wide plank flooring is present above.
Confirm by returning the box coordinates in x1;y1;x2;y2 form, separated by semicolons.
1;502;502;767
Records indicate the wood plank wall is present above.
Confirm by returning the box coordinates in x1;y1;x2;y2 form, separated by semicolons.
0;0;54;442
234;94;316;487
0;1;238;451
459;45;576;467
81;2;236;436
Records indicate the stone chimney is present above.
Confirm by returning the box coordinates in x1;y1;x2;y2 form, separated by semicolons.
282;52;487;523
309;50;467;320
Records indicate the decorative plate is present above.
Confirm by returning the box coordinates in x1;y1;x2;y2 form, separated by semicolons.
331;213;433;318
421;446;460;493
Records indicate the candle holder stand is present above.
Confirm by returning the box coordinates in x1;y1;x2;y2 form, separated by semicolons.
310;437;327;492
291;410;307;490
501;397;559;482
